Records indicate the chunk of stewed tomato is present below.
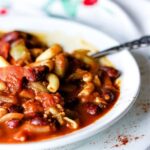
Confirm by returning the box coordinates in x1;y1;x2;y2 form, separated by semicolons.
0;41;10;59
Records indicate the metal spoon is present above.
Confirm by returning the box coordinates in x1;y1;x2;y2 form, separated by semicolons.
91;36;150;58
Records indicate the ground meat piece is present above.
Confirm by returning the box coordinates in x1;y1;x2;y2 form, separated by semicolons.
6;74;22;94
36;93;62;109
23;100;43;114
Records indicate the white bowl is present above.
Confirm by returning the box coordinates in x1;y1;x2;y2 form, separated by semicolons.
0;17;140;150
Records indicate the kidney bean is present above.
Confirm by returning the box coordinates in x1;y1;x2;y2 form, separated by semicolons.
84;103;100;115
6;119;20;129
101;66;120;79
25;66;49;82
31;117;48;126
8;105;24;113
23;100;43;114
1;31;47;49
1;31;20;43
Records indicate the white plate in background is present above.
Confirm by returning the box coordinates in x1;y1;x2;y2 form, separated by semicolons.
2;0;141;41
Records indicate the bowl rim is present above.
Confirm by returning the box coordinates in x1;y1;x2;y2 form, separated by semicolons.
0;17;141;150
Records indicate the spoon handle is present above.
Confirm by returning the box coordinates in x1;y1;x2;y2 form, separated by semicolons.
92;36;150;58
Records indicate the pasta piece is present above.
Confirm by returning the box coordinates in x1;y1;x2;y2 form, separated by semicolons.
83;72;93;82
93;75;101;87
25;124;50;133
73;49;89;55
10;39;31;61
73;51;99;72
68;69;92;82
68;69;85;80
0;113;24;123
47;73;60;93
27;59;54;71
49;105;65;125
64;117;79;129
78;82;95;97
0;95;17;104
28;82;48;93
103;73;113;88
36;44;62;62
54;53;68;77
0;108;7;118
0;80;6;91
0;56;10;67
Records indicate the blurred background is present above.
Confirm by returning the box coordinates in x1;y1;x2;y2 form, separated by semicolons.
0;0;150;42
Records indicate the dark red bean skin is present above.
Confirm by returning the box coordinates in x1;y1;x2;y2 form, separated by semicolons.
1;31;20;43
8;105;24;113
6;120;20;129
30;117;48;126
33;66;49;81
25;66;49;82
84;103;99;115
101;66;120;79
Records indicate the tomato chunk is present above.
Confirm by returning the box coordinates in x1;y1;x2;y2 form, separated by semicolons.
36;93;62;109
0;66;40;93
0;41;10;59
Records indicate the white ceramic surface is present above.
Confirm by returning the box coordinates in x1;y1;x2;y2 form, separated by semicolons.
6;0;141;41
0;17;140;150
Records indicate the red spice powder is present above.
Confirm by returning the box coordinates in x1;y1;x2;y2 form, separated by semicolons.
136;102;150;113
141;103;150;113
112;134;144;148
118;135;128;145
